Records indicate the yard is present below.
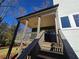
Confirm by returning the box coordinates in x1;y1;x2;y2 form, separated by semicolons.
0;46;19;59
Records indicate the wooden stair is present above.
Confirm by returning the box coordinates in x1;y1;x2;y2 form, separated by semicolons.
37;54;56;59
34;41;64;59
36;49;65;59
39;42;63;55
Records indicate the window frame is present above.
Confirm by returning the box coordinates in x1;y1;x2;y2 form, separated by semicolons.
73;14;79;27
60;16;71;28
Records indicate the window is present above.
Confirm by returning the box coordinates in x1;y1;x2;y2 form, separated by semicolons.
73;14;79;27
61;16;71;28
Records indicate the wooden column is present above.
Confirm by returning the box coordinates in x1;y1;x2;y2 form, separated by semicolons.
16;20;29;58
37;17;41;37
55;10;60;44
27;56;31;59
21;20;28;40
20;20;28;49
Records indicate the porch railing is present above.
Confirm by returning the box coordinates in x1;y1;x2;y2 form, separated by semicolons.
15;32;37;44
16;31;45;59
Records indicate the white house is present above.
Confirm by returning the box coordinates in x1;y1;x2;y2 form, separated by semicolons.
15;0;79;59
53;0;79;58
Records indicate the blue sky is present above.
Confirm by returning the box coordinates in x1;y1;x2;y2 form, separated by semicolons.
0;0;53;26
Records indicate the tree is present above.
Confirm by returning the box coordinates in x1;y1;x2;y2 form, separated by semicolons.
0;16;2;23
0;22;8;46
0;0;5;5
0;22;8;34
0;22;18;46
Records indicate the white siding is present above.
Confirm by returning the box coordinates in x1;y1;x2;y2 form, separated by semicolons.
62;29;79;58
53;0;79;16
53;0;79;58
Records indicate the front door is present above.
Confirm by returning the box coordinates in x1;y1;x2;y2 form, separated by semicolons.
45;30;57;42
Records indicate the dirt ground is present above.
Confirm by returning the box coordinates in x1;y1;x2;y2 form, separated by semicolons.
0;55;4;59
0;47;19;59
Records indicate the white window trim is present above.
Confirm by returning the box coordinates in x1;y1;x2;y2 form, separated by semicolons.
60;12;79;30
72;14;79;28
60;16;71;30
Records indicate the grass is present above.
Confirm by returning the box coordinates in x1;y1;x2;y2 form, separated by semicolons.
0;46;19;59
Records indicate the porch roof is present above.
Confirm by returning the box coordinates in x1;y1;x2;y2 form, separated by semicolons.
17;4;59;28
17;4;59;20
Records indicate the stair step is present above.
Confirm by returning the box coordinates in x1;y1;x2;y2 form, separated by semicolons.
37;54;57;59
40;49;63;55
37;50;64;59
39;42;52;50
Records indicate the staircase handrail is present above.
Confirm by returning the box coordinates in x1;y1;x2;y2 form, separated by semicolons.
17;31;45;59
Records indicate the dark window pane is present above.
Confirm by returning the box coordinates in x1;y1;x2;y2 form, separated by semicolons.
73;14;79;27
61;16;71;28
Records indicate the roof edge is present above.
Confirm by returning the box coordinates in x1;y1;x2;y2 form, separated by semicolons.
17;4;59;19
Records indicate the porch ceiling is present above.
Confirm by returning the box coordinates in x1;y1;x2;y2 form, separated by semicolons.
28;14;55;28
20;14;55;28
19;4;58;28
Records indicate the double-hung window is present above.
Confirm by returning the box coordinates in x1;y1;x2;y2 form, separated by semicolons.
61;16;71;28
73;14;79;27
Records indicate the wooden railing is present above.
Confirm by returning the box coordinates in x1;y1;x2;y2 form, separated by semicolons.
47;30;64;54
57;30;63;53
17;31;45;59
15;32;37;43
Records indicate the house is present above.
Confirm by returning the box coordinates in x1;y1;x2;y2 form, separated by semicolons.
7;0;79;59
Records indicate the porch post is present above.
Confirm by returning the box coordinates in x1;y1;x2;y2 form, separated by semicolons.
22;20;29;40
37;16;41;37
20;20;28;47
55;10;60;44
16;20;29;58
